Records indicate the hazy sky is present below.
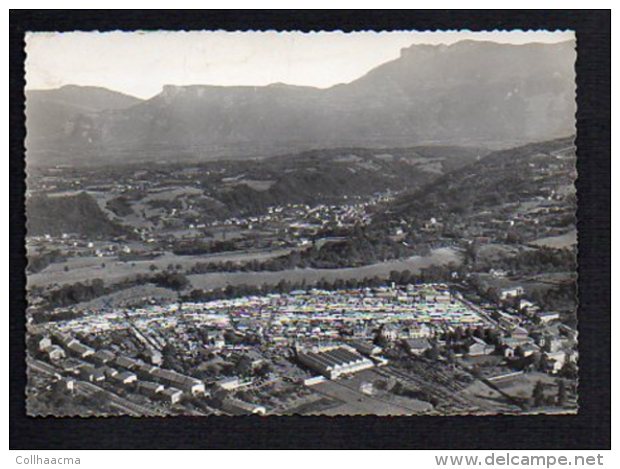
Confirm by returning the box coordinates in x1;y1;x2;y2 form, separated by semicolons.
26;30;574;99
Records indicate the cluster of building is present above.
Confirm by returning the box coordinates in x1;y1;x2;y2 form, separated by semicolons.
40;284;491;351
31;280;577;416
39;332;206;405
208;192;395;248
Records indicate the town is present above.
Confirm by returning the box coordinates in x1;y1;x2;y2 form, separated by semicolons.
25;137;577;416
27;282;577;416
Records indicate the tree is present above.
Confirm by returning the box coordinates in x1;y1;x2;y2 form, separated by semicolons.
506;229;523;244
162;343;182;370
486;287;500;304
465;241;479;265
556;380;567;406
255;362;272;377
560;359;578;380
425;345;440;361
514;346;524;358
155;272;189;291
532;380;545;407
486;329;501;346
389;270;401;284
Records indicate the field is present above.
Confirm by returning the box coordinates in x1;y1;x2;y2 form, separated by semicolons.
305;369;433;416
531;229;577;249
186;247;460;291
457;380;518;413
492;371;560;400
27;247;297;289
30;244;457;291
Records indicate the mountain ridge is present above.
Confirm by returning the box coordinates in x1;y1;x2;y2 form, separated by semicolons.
25;40;576;166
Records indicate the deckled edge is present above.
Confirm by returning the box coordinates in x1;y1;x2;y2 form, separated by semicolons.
22;29;580;418
571;32;580;416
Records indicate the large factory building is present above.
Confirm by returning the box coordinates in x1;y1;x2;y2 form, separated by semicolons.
297;345;374;379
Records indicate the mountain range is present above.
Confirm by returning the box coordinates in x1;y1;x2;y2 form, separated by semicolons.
25;40;576;166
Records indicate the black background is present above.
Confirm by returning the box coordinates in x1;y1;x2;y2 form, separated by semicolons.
9;10;611;449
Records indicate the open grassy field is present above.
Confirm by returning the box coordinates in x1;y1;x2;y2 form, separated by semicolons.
475;270;575;294
531;229;577;249
187;247;460;291
492;371;559;401
476;243;524;263
27;247;297;289
457;380;519;413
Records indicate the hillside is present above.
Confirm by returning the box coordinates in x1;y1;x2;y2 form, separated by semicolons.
333;40;575;144
25;40;575;166
215;150;460;215
26;191;128;237
288;136;577;270
58;145;486;231
377;136;577;243
25;85;142;154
